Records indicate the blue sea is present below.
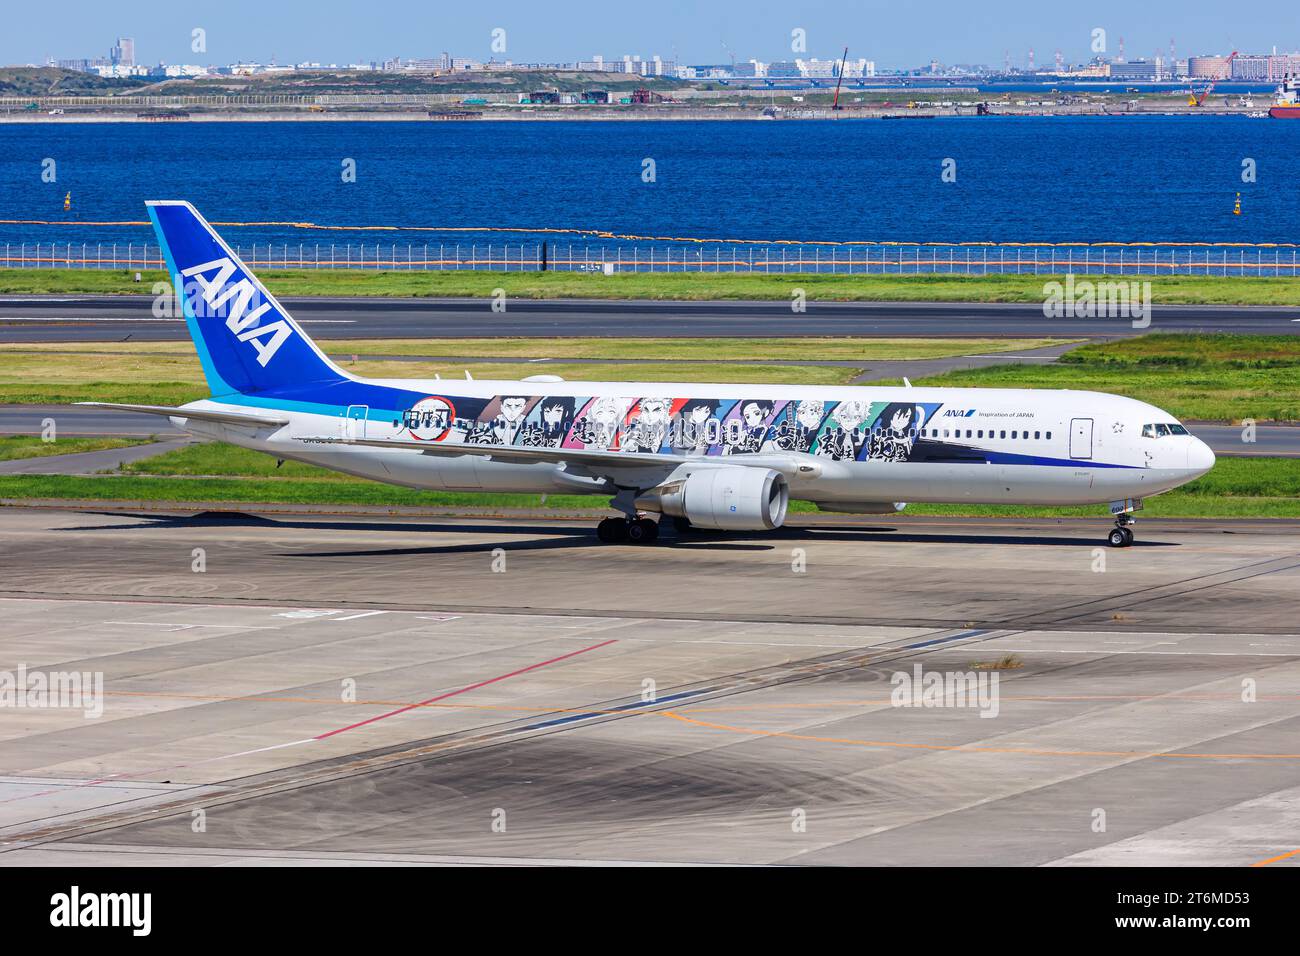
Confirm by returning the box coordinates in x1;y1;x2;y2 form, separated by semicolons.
0;117;1297;248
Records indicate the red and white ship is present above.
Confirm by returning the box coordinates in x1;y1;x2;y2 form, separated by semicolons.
1269;77;1300;118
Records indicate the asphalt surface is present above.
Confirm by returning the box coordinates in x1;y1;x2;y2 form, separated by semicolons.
2;294;1299;340
0;508;1297;866
0;438;193;475
0;405;186;438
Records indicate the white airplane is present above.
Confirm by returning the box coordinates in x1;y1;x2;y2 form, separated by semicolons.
82;202;1215;548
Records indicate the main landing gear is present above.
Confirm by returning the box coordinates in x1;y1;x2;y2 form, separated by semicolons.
1107;515;1135;548
596;516;660;544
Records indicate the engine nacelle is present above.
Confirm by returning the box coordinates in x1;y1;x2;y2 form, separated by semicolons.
636;467;789;531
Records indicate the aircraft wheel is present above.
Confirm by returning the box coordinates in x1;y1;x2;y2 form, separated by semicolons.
1107;527;1130;548
597;517;628;543
1121;526;1134;547
626;518;659;544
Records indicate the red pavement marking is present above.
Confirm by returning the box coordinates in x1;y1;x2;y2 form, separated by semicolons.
0;639;618;811
313;638;619;740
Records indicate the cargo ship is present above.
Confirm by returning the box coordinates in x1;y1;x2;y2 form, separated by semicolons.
1269;77;1300;118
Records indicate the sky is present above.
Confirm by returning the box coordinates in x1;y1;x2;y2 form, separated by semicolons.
4;0;1293;71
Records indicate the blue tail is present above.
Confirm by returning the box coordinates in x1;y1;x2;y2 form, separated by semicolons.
148;201;349;398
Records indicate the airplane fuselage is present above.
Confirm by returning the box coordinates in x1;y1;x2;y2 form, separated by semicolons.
177;378;1214;510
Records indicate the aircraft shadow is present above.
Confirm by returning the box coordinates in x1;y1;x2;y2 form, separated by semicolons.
276;538;773;559
57;510;599;537
57;509;1176;550
751;527;1178;548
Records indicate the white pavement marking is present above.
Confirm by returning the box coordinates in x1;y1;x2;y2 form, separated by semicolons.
332;611;388;622
105;621;279;630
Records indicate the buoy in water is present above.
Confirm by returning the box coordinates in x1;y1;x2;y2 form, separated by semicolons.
1233;192;1242;216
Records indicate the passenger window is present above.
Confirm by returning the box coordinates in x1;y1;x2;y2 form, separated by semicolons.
1011;431;1017;439
977;430;984;438
1000;430;1006;439
966;430;972;438
1046;431;1052;440
1034;431;1040;439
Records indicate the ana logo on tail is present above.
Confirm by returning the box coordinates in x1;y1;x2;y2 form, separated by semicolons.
180;257;293;367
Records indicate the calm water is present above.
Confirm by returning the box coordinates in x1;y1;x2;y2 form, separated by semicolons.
0;117;1296;248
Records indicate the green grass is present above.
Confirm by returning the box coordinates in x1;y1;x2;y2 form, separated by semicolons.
317;336;1063;361
0;444;1287;519
0;435;149;461
3;268;1300;305
0;335;1061;405
901;456;1300;518
919;333;1300;422
1060;334;1300;366
0;349;206;405
0;350;866;405
121;442;357;479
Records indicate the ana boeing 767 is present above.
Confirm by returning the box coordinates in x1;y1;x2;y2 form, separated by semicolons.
80;202;1215;547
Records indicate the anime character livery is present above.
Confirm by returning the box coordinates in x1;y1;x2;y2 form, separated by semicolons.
78;201;1216;549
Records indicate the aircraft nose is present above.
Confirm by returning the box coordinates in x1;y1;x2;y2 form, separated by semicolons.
1187;437;1215;476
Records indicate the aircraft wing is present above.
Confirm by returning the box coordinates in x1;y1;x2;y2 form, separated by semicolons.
309;435;821;478
75;402;290;428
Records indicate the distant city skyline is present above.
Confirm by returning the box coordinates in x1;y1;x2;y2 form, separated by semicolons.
4;0;1295;72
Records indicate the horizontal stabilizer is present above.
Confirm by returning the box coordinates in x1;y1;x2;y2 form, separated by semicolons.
75;402;289;428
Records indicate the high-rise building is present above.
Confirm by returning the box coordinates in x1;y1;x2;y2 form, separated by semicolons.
1188;55;1233;78
1268;53;1300;79
111;37;135;67
1110;58;1158;80
1232;55;1270;80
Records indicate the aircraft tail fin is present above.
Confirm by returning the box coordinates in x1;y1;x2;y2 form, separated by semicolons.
147;201;349;397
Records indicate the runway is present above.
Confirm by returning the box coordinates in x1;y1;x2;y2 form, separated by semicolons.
0;506;1297;866
2;294;1299;341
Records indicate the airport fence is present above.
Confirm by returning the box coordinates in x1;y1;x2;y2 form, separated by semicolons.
2;240;1299;277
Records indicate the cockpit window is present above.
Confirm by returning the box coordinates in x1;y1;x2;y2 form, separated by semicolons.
1142;423;1189;438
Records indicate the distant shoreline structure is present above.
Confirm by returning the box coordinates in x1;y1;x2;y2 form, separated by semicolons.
0;104;1280;123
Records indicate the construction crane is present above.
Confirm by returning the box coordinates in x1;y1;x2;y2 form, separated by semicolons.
720;39;736;72
832;46;849;110
1189;50;1237;106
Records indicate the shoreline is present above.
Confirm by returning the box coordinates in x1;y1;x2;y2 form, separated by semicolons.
0;106;1279;123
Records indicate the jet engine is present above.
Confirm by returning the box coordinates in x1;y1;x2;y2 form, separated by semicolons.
636;467;789;531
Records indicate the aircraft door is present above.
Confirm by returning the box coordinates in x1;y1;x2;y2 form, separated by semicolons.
343;405;369;440
1069;418;1093;459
